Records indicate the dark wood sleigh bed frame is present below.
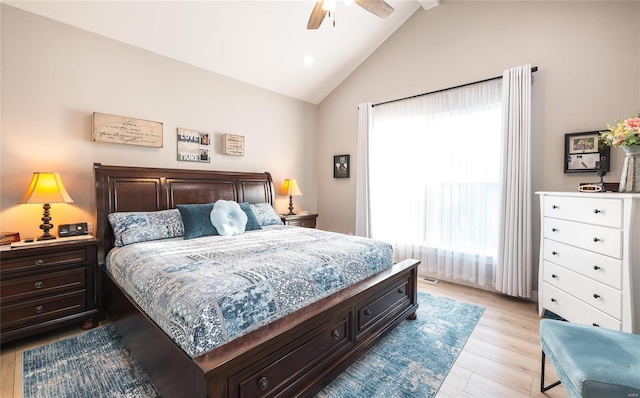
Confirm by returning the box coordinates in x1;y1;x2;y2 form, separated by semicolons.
94;163;419;398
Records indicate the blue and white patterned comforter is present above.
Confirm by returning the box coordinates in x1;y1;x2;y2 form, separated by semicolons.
105;225;393;358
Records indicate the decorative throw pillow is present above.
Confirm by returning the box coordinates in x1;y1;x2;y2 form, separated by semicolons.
108;209;184;247
239;202;262;231
210;200;247;236
177;203;219;239
249;203;284;226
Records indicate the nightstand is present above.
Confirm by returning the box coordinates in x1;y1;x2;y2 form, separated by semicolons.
280;213;318;229
0;238;99;343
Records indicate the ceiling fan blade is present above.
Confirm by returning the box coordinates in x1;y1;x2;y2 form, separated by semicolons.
307;1;328;29
354;0;394;19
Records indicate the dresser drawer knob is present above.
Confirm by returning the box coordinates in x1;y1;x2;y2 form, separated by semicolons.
551;228;558;232
593;294;600;299
552;205;559;209
35;259;44;266
593;265;601;270
258;377;269;391
397;288;404;294
35;281;44;289
550;298;557;303
35;305;44;314
364;309;372;316
593;323;600;327
594;209;602;214
331;330;340;340
551;274;557;279
593;237;600;242
551;251;558;256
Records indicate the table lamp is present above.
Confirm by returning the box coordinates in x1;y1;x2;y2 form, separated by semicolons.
19;172;74;240
279;179;303;215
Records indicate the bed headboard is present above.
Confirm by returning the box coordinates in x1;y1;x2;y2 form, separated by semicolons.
94;163;275;265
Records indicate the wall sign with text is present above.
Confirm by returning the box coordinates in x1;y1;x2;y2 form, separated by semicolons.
223;134;245;156
177;128;210;163
92;112;163;148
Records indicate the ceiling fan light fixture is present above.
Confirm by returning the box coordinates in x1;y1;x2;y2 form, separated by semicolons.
343;0;354;6
302;55;314;66
322;0;336;12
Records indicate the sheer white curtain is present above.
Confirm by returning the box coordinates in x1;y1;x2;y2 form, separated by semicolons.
495;64;532;298
356;103;373;238
369;79;502;289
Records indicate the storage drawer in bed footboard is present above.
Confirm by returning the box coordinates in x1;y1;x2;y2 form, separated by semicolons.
356;278;411;337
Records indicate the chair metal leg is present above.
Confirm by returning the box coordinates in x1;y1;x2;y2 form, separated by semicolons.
541;350;562;392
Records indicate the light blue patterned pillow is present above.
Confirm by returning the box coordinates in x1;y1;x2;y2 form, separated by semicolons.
108;209;184;246
249;203;283;226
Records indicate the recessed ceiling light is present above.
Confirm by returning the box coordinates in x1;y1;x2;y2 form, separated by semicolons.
302;55;314;66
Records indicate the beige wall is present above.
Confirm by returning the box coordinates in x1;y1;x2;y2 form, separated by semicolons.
316;1;640;291
0;5;318;239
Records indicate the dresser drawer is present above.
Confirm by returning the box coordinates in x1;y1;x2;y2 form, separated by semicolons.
231;312;352;397
543;261;622;319
1;290;87;330
543;239;622;289
357;280;410;336
542;283;622;331
543;218;622;259
1;268;86;304
543;196;622;228
0;249;88;275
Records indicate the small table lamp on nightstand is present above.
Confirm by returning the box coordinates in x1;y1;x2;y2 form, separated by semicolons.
279;179;303;215
19;172;74;241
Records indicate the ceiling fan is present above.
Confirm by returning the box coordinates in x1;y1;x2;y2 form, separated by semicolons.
307;0;395;29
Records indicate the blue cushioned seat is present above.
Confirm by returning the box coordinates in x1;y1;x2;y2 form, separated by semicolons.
540;319;640;398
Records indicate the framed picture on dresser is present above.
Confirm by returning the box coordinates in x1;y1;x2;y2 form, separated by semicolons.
564;131;610;173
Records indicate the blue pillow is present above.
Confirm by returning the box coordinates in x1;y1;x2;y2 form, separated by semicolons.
210;200;247;236
108;209;184;247
239;202;262;231
177;203;218;239
249;203;284;226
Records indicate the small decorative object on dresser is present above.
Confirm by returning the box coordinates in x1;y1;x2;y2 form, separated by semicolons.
0;232;21;246
280;213;318;229
600;114;640;192
0;239;100;343
564;131;610;173
537;191;640;333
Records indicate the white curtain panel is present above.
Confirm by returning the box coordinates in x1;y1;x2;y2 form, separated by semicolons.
369;80;503;290
355;103;373;238
495;64;533;298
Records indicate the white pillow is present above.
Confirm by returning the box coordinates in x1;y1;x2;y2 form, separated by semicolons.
210;200;248;236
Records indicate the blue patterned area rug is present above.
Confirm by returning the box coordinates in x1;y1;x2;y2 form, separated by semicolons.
22;292;483;398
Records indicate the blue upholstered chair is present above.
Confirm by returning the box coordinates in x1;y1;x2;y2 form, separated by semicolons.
540;319;640;398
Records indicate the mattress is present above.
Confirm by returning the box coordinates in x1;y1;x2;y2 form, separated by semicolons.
105;225;393;358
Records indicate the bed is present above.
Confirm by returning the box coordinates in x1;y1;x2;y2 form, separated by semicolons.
94;163;419;398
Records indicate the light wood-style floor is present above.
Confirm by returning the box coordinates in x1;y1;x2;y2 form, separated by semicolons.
1;280;569;398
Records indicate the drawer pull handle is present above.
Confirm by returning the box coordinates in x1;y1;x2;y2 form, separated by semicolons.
552;205;558;209
258;377;269;391
397;288;404;294
35;281;44;289
593;294;600;299
551;228;558;232
364;309;372;316
593;237;600;242
550;298;557;303
35;259;44;266
593;323;600;327
594;209;601;214
331;330;340;340
551;274;557;279
593;265;601;270
551;251;558;256
35;305;44;314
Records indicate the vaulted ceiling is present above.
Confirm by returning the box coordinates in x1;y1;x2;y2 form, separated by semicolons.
6;1;439;104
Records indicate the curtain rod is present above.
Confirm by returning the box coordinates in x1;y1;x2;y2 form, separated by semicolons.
372;66;538;108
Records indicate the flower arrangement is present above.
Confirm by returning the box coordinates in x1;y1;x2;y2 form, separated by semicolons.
600;114;640;147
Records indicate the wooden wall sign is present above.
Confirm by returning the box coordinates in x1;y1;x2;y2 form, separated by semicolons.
92;112;163;148
177;128;210;163
223;134;245;156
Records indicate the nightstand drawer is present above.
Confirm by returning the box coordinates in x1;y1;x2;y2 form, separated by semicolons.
280;213;318;229
1;268;86;304
0;249;88;274
286;219;316;228
1;290;86;330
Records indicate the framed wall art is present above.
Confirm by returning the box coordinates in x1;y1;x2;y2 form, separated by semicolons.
564;131;610;173
92;112;163;148
177;128;210;163
334;154;350;178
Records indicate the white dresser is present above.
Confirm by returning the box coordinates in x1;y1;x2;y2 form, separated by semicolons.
537;192;640;333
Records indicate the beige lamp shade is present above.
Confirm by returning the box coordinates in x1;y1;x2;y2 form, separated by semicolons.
19;172;73;241
19;172;74;204
279;179;303;196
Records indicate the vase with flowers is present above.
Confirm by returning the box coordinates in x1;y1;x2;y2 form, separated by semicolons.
600;114;640;193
